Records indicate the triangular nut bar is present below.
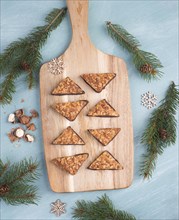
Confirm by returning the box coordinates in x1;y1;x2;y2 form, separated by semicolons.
52;77;85;95
81;73;116;93
52;153;89;175
53;126;85;145
88;128;121;146
53;100;88;121
88;151;123;170
87;99;119;117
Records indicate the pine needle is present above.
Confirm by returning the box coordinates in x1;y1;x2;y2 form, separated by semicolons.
72;194;136;220
140;81;179;179
0;7;67;105
0;161;9;178
106;21;163;81
0;158;40;205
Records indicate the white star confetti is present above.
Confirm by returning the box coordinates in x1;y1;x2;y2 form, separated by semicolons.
50;199;66;217
141;91;157;109
48;57;64;75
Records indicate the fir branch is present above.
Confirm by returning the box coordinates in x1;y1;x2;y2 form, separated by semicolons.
106;21;163;80
2;158;39;185
140;150;158;179
2;184;39;205
0;41;23;74
26;68;35;89
0;161;9;178
72;194;136;220
0;158;40;205
0;66;22;104
140;81;179;179
0;7;67;105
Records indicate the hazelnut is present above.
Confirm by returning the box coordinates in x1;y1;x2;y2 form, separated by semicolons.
14;128;24;138
8;131;19;142
19;115;31;125
25;134;34;142
30;109;39;118
26;123;36;131
15;109;24;118
8;113;15;123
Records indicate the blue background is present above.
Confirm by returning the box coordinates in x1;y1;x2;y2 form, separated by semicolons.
0;0;178;219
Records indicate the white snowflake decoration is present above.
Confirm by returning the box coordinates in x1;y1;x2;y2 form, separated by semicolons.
141;91;157;109
48;57;64;75
50;199;66;217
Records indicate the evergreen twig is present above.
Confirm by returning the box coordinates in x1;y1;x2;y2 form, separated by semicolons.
0;7;67;105
140;81;179;179
72;194;136;220
0;160;9;178
0;158;40;205
106;21;163;80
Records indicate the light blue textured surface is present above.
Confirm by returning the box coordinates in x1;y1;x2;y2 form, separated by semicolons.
0;0;178;219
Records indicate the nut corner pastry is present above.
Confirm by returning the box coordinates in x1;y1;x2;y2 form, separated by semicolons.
81;73;116;93
52;77;85;95
52;153;89;175
88;151;123;170
53;100;88;121
53;126;85;145
87;99;119;117
88;128;121;146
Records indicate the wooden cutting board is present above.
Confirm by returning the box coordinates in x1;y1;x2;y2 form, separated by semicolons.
40;0;134;193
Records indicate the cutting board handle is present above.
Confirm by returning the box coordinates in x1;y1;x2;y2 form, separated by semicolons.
67;0;91;44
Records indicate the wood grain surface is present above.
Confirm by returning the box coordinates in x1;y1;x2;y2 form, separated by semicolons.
40;0;134;192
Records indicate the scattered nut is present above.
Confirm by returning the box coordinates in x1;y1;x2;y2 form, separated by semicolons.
25;134;34;142
19;115;31;125
26;123;36;131
8;129;19;142
14;128;25;138
8;113;16;123
7;108;38;145
15;109;24;118
30;109;39;118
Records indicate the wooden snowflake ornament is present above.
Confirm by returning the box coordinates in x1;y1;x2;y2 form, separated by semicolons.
50;199;66;217
48;57;64;75
141;91;157;109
